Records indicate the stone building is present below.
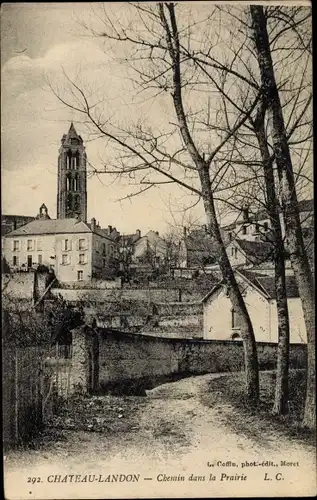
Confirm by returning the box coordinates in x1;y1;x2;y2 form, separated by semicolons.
57;123;87;221
1;214;35;237
202;269;307;344
2;214;119;282
2;124;121;283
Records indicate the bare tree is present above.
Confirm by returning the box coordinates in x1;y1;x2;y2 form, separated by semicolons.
182;4;312;418
250;4;314;429
48;3;262;403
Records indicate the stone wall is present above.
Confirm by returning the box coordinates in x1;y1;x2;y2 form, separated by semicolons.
70;328;307;395
70;327;92;392
51;287;204;303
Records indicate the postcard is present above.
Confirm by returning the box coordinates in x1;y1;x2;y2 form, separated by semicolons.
2;1;315;498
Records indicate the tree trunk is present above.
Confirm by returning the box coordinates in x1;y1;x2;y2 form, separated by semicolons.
160;2;259;404
250;5;315;428
254;116;290;415
199;167;259;404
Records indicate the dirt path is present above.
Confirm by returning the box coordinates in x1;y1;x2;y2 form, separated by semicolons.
5;374;316;499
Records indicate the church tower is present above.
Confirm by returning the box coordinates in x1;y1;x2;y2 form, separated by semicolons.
57;123;87;221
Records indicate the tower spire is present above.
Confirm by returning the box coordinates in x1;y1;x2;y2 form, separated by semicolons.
57;123;87;221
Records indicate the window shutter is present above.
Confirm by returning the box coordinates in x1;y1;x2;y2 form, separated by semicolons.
11;240;14;251
76;239;80;251
69;239;72;251
85;238;88;250
62;239;66;252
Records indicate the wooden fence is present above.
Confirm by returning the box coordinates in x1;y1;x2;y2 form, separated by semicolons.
2;346;48;447
3;344;73;448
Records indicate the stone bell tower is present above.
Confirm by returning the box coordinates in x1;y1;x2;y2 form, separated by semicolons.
57;123;87;221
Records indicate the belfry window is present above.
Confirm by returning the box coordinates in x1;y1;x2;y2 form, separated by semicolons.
71;156;76;169
66;150;72;169
75;151;80;167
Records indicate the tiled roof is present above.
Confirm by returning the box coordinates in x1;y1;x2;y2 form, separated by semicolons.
4;218;92;236
256;199;314;221
120;234;141;245
237;269;300;299
235;239;274;263
184;230;218;253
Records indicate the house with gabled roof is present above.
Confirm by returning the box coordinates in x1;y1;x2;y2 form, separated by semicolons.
179;226;220;268
226;238;275;267
202;268;307;343
223;199;314;244
2;211;120;283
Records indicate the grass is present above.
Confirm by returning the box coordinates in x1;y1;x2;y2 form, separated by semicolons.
200;369;316;447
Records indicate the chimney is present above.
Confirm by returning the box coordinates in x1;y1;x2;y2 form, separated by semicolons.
242;206;249;222
91;217;96;231
183;226;187;237
136;229;141;238
155;231;159;236
108;225;112;234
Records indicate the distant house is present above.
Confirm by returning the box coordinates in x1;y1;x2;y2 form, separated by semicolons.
226;238;274;267
179;226;220;268
2;210;120;283
223;199;314;244
202;269;307;344
1;214;36;237
133;230;169;268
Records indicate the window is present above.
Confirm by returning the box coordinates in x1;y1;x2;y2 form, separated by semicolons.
27;255;32;268
37;240;43;251
263;222;269;232
38;254;42;264
13;256;19;266
232;333;242;341
228;232;233;241
77;270;83;281
242;226;247;235
231;308;238;329
102;243;106;255
79;238;85;250
62;254;69;265
79;253;85;264
13;240;20;251
27;239;33;251
64;239;70;251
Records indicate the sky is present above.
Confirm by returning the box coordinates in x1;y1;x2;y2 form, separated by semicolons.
1;2;204;235
1;2;312;236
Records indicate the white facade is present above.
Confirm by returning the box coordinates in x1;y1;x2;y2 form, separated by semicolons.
226;240;248;267
2;223;118;283
203;285;307;344
133;230;167;265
